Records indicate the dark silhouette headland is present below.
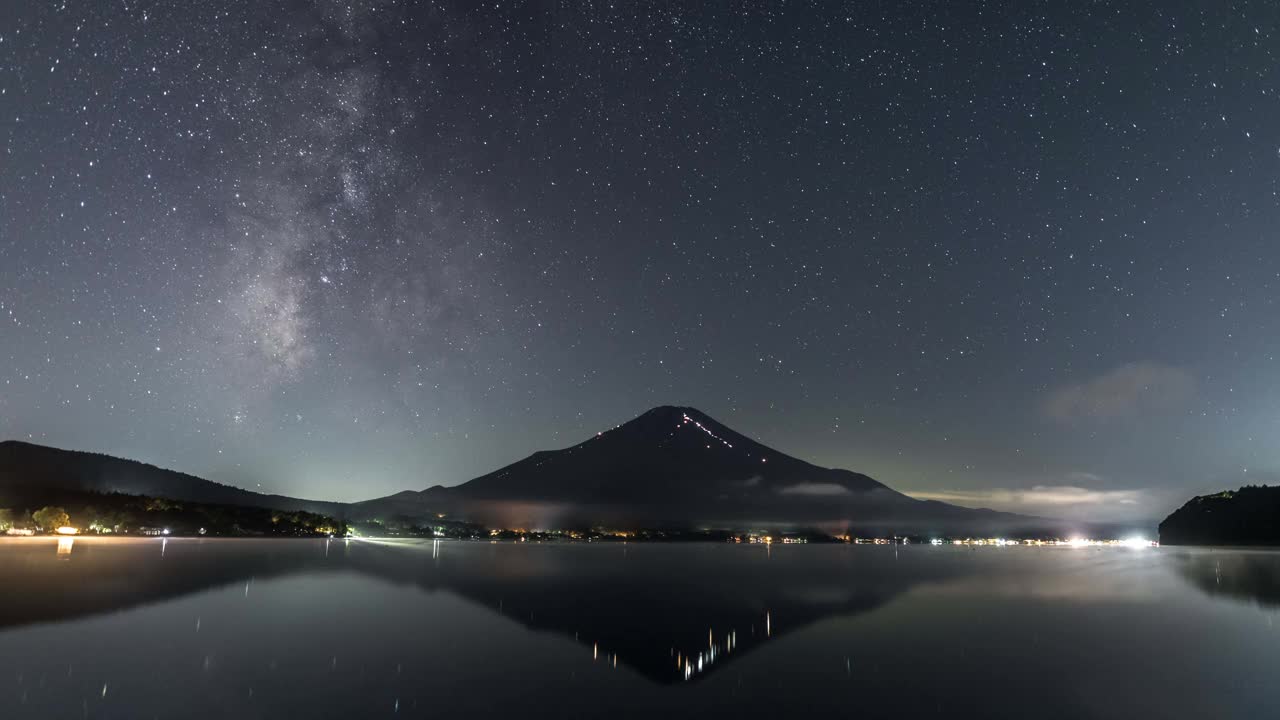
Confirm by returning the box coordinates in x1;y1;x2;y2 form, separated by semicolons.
1160;486;1280;546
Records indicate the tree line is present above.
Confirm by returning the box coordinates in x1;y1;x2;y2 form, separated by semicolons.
0;491;346;537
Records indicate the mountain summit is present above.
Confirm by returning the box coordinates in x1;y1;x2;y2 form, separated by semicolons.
460;405;888;502
355;406;1031;533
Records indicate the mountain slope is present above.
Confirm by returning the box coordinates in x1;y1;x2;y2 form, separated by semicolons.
1159;486;1280;545
0;440;346;518
355;406;1036;533
461;406;887;502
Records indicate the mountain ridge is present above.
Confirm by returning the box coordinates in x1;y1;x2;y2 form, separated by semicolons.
3;406;1057;534
353;405;1043;533
0;439;345;518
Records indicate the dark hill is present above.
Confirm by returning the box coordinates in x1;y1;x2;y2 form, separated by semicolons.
0;440;346;518
355;406;1041;534
1159;486;1280;546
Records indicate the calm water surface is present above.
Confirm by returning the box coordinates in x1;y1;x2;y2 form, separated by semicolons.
1;537;1278;719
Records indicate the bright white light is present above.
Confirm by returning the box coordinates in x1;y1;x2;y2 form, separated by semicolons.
1121;535;1151;548
1067;537;1090;547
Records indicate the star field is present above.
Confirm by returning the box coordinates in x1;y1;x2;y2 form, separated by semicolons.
3;1;1280;521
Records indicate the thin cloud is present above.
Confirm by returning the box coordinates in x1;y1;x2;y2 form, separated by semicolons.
1043;362;1194;422
909;484;1150;522
913;486;1142;507
779;482;852;496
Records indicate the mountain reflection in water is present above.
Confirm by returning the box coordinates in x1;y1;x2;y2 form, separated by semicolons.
3;538;1280;719
1172;548;1280;608
0;537;969;684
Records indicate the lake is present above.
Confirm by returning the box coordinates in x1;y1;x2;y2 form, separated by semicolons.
1;537;1277;718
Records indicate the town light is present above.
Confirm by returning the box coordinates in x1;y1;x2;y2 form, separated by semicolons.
54;526;79;536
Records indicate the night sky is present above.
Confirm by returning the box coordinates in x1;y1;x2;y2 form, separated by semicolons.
3;1;1279;523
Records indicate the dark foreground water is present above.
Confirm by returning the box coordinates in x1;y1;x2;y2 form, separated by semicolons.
1;538;1278;719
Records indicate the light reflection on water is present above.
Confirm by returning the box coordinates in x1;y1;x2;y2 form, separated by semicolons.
0;538;1278;718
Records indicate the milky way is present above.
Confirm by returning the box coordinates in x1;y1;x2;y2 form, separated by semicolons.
3;2;1279;520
